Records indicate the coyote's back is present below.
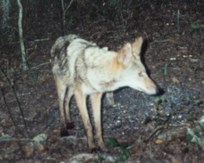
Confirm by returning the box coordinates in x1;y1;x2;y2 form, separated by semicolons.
51;34;95;84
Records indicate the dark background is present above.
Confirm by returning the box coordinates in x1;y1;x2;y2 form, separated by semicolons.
0;0;204;162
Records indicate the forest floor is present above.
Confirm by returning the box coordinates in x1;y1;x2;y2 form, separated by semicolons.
0;1;204;162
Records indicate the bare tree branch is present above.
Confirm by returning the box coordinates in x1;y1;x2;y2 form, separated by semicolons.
61;0;74;34
0;67;28;137
64;0;74;14
17;0;28;70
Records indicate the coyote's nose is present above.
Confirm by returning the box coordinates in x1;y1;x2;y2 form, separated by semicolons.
155;87;164;96
146;85;162;96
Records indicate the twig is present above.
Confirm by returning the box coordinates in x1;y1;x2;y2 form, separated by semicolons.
152;39;178;44
0;67;28;137
61;0;74;34
177;9;180;32
1;88;26;137
28;38;50;43
1;38;50;46
143;126;164;143
61;0;66;35
30;62;51;70
0;137;30;142
144;115;171;143
64;0;74;14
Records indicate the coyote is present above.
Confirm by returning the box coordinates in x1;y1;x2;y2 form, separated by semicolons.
51;35;159;151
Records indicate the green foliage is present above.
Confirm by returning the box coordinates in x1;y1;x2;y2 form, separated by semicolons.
0;134;12;143
28;70;38;84
154;96;168;105
105;137;119;147
162;0;171;5
5;66;15;81
186;96;203;105
105;137;130;162
93;155;106;163
67;16;74;27
163;63;168;76
118;149;129;162
117;142;130;162
186;121;204;150
191;23;201;30
191;22;204;30
108;0;122;8
32;133;47;144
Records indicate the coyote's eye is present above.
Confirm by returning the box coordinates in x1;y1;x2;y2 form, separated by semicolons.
138;72;143;77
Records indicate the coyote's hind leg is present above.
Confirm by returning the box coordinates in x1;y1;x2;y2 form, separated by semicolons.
105;92;115;106
54;76;69;136
64;86;74;129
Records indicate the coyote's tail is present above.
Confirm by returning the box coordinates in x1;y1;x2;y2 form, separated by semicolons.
50;34;79;58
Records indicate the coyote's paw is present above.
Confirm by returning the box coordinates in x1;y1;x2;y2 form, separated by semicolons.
90;146;108;153
60;128;69;137
89;142;108;153
99;143;108;152
66;122;74;129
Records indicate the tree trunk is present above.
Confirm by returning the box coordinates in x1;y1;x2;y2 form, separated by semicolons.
1;0;10;30
17;0;29;70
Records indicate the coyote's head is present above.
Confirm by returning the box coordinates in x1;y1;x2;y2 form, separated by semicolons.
117;37;159;95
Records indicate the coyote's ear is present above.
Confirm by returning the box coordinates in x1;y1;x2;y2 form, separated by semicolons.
118;43;132;66
131;37;143;58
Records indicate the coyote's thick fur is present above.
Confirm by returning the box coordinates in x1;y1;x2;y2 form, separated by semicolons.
51;35;158;151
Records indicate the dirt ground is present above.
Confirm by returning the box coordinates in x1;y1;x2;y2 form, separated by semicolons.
0;1;204;162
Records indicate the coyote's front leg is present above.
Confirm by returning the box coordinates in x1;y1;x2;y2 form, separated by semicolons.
91;93;107;151
74;88;96;150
